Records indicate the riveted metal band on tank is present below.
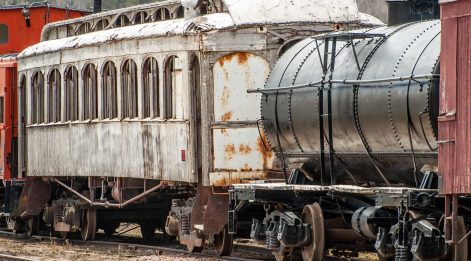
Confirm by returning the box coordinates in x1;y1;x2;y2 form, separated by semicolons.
287;41;320;153
387;21;440;154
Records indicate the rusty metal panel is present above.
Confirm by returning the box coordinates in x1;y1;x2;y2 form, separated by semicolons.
210;52;273;186
26;122;195;183
439;0;471;194
213;53;269;122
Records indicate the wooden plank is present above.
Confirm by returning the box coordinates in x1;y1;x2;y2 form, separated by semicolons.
438;17;458;194
441;0;471;19
455;16;471;193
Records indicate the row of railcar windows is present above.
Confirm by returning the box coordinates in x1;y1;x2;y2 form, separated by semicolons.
72;7;184;36
26;56;184;125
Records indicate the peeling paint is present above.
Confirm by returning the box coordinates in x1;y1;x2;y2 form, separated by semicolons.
221;112;232;121
257;133;273;170
224;143;236;161
210;171;269;187
239;144;252;155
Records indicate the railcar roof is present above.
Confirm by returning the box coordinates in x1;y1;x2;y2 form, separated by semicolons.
223;0;378;25
19;0;383;59
0;4;87;13
19;13;233;58
0;54;17;62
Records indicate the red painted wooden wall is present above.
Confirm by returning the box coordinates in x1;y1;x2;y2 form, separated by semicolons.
0;6;86;54
439;0;471;194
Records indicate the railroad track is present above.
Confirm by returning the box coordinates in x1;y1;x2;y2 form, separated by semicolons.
0;230;374;261
0;230;274;261
0;253;36;261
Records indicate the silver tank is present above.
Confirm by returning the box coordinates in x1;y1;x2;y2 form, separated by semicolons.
262;20;441;186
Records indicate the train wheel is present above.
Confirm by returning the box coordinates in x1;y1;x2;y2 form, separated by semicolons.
301;203;325;261
451;216;468;261
25;216;40;236
81;209;97;241
214;225;233;256
140;223;156;240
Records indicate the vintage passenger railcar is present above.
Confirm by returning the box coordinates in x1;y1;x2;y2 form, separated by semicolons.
15;0;381;255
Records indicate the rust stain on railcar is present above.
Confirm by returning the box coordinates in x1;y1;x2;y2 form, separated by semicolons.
221;87;231;107
211;171;269;187
257;132;273;170
224;143;236;161
221;111;232;121
218;52;249;67
239;144;252;155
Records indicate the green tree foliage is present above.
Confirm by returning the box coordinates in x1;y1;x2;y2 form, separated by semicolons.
0;0;160;10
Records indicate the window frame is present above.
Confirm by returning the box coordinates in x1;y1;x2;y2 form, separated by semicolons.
142;56;160;119
101;61;118;120
64;65;79;122
164;55;182;120
82;63;98;121
0;23;8;45
30;71;45;125
47;68;62;123
121;58;138;119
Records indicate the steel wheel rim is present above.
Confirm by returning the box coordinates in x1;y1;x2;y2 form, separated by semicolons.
81;209;96;241
452;216;468;261
214;225;233;256
301;203;325;261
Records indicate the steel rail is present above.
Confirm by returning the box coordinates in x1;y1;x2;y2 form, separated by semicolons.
0;230;268;261
0;253;36;261
247;74;439;94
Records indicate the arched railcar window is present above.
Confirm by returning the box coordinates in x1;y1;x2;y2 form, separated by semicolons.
77;22;91;35
47;68;61;123
175;6;184;19
102;61;118;119
142;57;159;118
154;8;170;21
31;71;45;124
133;11;148;24
83;64;98;120
164;55;183;119
94;19;109;31
65;65;79;122
19;75;27;127
114;14;130;27
121;59;138;119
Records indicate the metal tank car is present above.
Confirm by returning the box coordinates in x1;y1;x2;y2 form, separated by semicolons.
229;0;471;260
14;0;380;256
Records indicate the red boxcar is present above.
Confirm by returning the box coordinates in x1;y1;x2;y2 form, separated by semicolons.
439;0;471;246
0;55;17;182
439;0;471;195
0;5;86;54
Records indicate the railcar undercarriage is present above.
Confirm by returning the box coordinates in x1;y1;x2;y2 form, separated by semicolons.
4;177;195;240
229;170;471;261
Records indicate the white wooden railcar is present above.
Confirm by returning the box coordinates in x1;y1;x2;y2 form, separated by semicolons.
16;0;381;254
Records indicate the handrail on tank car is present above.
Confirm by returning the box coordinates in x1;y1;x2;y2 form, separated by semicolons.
248;74;439;94
52;178;165;208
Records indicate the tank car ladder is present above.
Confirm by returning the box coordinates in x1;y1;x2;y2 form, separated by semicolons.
312;32;385;186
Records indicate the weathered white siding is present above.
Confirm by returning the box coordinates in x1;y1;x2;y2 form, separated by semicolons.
27;122;194;182
19;34;199;183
